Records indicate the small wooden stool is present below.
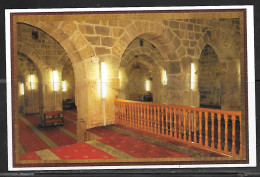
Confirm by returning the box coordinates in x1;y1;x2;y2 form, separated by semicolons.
42;111;64;128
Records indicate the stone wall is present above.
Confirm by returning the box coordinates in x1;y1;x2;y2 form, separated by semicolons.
15;13;243;141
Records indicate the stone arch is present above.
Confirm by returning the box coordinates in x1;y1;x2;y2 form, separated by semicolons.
119;36;167;103
197;29;240;62
17;42;49;69
16;21;95;141
17;22;93;79
112;20;178;62
17;52;44;117
196;30;241;110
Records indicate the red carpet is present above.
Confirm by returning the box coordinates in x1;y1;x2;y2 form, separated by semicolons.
19;110;77;154
51;142;116;160
93;128;192;158
19;152;41;161
20;113;226;161
19;119;50;152
25;116;76;147
116;125;225;157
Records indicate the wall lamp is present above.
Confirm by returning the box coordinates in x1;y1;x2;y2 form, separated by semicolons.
190;63;195;90
30;74;34;90
163;69;167;85
62;81;66;92
52;70;59;92
21;83;24;95
101;62;107;99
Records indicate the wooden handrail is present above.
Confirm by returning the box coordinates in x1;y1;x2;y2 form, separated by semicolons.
114;98;242;157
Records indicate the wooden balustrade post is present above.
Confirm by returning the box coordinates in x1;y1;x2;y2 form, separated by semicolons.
183;109;187;141
232;115;236;156
137;102;139;129
165;106;169;136
161;105;164;135
144;104;147;131
205;112;209;147
224;114;228;153
188;110;191;142
170;107;173;138
126;103;128;126
157;105;160;134
123;102;125;125
239;114;242;157
115;100;117;124
153;104;157;133
141;103;143;129
146;104;149;132
150;104;153;132
211;113;215;148
179;109;182;139
217;113;221;151
174;108;177;139
129;103;132;127
194;111;197;143
199;111;202;145
134;103;136;128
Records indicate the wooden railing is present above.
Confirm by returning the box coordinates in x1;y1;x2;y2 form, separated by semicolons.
114;98;242;157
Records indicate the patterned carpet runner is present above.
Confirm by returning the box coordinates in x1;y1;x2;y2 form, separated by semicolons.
19;110;226;161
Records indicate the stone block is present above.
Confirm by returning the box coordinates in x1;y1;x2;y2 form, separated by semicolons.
187;48;195;56
79;25;94;34
172;30;185;39
166;61;181;74
190;41;197;47
119;20;132;27
85;36;100;45
172;36;181;49
183;40;189;47
95;47;111;56
95;26;110;36
187;24;194;31
194;25;201;32
169;21;180;29
195;33;201;40
177;46;186;57
180;22;186;30
108;20;118;27
101;37;117;47
112;28;124;37
189;32;195;39
167;52;178;60
60;22;77;36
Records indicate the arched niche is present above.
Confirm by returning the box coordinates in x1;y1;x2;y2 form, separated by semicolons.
198;44;221;109
119;37;165;103
17;53;44;115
